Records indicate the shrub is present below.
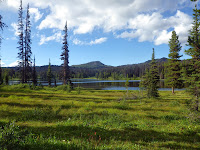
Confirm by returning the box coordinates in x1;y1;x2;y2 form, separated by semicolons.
0;121;28;150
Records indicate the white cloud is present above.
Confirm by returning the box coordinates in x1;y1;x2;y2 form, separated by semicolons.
8;61;18;67
0;60;18;67
73;38;84;45
2;0;195;45
154;30;172;45
11;22;19;36
73;37;107;45
90;37;107;45
6;0;20;9
34;0;192;33
39;31;62;45
29;8;43;22
117;10;192;45
1;60;6;67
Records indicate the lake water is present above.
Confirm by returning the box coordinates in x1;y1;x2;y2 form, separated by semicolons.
9;79;184;91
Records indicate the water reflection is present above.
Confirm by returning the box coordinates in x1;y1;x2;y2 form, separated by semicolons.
8;79;184;91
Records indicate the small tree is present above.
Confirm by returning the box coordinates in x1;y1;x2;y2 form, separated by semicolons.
32;56;37;85
125;75;129;94
47;59;52;86
140;48;159;98
165;31;183;94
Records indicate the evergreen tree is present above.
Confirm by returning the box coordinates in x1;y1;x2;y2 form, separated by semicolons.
17;0;25;83
47;59;52;86
32;56;37;85
140;48;159;98
61;21;70;85
0;15;6;85
184;4;200;111
24;4;32;83
165;31;183;94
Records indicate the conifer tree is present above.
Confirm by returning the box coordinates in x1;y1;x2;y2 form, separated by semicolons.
61;21;70;85
165;31;183;94
0;15;6;85
149;48;160;97
32;56;37;85
140;48;159;98
17;0;24;83
47;59;52;86
184;4;200;111
24;4;32;83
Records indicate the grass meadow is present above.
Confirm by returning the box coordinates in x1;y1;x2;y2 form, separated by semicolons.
0;84;200;149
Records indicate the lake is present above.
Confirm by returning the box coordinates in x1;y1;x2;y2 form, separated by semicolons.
9;79;184;91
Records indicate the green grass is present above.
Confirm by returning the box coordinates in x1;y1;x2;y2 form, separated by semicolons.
0;85;200;149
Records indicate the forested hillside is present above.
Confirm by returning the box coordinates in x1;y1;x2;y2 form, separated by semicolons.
2;58;167;80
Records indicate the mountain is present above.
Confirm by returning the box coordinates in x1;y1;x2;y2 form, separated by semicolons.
4;58;168;80
144;57;168;64
71;61;108;69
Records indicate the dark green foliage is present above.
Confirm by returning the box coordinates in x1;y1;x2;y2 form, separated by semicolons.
165;31;183;93
47;59;52;86
61;21;70;85
184;5;200;111
17;0;25;83
0;65;3;85
4;72;9;85
24;4;32;83
140;48;159;98
0;121;29;150
182;59;200;111
0;15;6;32
185;5;200;59
32;56;37;85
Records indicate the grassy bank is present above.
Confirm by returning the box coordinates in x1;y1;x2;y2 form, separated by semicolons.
0;85;199;149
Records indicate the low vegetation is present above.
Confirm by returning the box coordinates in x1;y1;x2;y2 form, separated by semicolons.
0;85;199;149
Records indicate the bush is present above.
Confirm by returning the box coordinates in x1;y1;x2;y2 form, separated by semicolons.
0;121;28;150
75;86;82;94
56;84;72;93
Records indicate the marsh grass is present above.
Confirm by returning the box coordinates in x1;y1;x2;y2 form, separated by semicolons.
0;85;200;149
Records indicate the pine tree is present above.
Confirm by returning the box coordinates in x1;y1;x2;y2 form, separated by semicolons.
149;48;160;97
140;48;159;98
24;4;32;83
165;31;183;94
17;0;24;83
0;15;6;85
47;59;52;86
32;56;37;85
61;21;70;85
184;4;200;111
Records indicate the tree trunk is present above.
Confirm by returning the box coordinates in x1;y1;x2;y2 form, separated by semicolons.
172;87;175;94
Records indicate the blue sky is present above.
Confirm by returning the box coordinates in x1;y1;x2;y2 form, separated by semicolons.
0;0;198;67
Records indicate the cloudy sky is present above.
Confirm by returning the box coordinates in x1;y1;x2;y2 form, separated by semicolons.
0;0;198;67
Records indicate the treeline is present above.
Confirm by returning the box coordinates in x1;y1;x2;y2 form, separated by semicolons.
2;58;166;81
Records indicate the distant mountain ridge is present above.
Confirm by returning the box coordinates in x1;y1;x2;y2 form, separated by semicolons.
4;57;168;80
71;61;108;69
6;58;168;70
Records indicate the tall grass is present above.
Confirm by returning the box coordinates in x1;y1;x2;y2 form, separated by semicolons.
0;85;199;149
